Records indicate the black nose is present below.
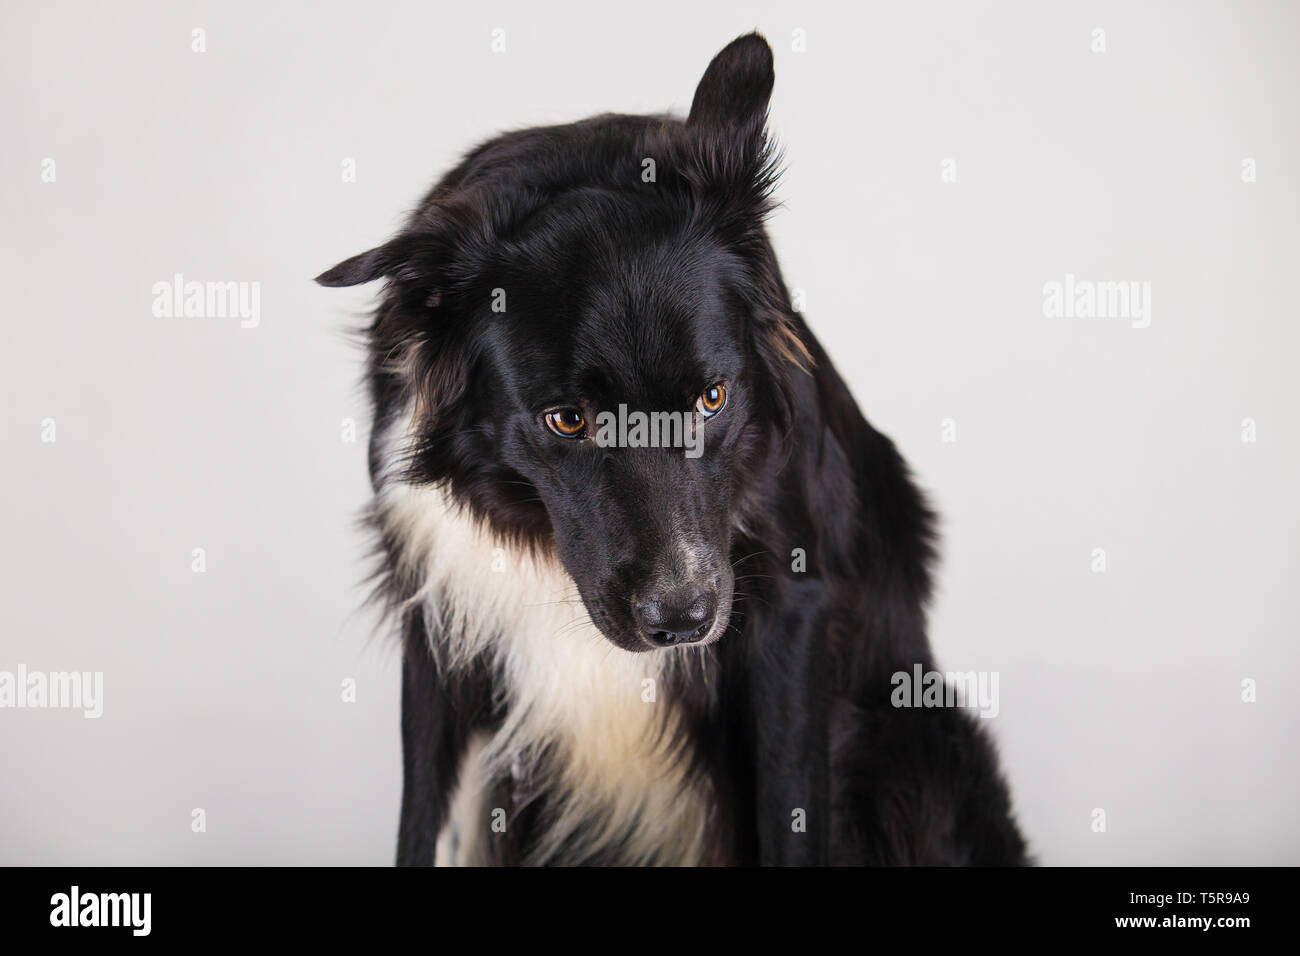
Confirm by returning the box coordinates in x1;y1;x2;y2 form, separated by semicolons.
635;590;718;647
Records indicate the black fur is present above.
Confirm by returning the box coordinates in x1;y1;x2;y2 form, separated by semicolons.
319;33;1027;866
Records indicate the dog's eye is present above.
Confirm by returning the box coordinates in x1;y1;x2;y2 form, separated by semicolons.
544;408;587;438
697;383;727;418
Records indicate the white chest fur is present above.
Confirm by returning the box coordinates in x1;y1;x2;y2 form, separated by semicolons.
378;480;714;865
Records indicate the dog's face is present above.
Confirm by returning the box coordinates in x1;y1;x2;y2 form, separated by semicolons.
462;209;760;651
319;34;804;652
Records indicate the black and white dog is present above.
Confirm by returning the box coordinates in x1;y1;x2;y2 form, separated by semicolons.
318;33;1027;866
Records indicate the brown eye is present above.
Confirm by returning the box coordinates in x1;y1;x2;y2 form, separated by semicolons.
545;408;587;438
697;383;727;417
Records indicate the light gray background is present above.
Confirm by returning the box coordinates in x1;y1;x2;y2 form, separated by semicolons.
2;0;1296;865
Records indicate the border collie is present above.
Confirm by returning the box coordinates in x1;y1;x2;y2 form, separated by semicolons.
317;32;1028;866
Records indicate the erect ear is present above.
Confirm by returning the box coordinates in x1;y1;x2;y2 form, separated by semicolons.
315;235;419;288
687;32;775;142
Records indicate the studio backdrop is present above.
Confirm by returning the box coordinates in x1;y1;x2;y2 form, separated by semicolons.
1;0;1296;864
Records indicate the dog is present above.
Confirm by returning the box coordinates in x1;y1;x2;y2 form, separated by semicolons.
317;32;1028;866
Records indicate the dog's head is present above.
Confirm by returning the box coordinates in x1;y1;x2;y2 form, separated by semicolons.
318;34;808;652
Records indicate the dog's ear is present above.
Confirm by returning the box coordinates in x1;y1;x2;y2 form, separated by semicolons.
686;35;807;391
315;247;387;287
315;235;420;288
687;33;774;145
681;33;780;219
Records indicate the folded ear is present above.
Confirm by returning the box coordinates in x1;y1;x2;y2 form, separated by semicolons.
315;235;418;287
316;246;388;287
687;32;775;142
